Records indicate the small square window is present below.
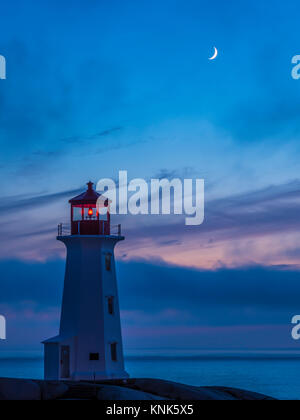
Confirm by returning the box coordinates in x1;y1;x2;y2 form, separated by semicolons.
89;353;99;361
105;254;112;271
111;343;117;362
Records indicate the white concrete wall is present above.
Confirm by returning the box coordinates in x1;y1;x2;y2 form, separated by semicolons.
56;235;128;380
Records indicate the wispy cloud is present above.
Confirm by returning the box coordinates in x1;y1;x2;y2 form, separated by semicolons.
122;179;300;241
118;179;300;268
60;126;123;144
0;188;82;215
1;178;300;267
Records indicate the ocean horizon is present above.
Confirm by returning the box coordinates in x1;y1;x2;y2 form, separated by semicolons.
1;350;300;400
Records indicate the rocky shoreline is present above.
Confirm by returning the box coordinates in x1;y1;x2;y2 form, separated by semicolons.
0;377;275;400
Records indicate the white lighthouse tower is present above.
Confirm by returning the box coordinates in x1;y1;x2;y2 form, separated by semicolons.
43;182;129;381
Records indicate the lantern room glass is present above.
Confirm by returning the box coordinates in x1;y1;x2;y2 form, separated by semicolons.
71;204;100;222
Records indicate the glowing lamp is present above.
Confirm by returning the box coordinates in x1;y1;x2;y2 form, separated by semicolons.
88;207;93;216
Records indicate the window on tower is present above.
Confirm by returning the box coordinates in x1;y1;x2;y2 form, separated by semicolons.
72;206;82;221
89;353;99;361
108;296;114;315
111;343;117;362
105;253;112;271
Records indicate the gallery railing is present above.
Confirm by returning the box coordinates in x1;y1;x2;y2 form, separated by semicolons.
57;223;121;237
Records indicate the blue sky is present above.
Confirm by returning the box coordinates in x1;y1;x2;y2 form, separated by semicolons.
1;0;300;352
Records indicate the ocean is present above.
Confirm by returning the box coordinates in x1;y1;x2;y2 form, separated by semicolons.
0;351;300;400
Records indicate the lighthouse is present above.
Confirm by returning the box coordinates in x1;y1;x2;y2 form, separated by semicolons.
43;182;129;381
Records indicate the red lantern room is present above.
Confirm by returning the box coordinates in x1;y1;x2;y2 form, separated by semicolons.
69;181;110;235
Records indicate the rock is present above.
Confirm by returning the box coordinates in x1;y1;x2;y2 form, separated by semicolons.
204;386;275;401
39;381;69;401
97;385;166;400
0;378;41;400
0;377;276;400
125;379;274;400
125;378;231;400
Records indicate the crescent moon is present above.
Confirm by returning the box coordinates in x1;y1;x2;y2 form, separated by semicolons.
209;47;218;60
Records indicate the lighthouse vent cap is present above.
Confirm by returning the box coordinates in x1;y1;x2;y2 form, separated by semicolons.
69;181;101;205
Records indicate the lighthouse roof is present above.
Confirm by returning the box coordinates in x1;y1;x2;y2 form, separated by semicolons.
69;181;101;205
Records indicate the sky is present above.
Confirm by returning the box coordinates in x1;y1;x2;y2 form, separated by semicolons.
1;0;300;353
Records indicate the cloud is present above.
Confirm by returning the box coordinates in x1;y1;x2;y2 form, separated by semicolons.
0;188;82;215
0;260;64;306
60;126;123;144
118;260;300;314
12;126;127;178
0;258;298;350
2;177;300;266
122;178;300;247
2;259;298;317
152;167;196;180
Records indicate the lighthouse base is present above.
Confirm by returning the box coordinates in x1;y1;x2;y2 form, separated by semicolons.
71;370;130;382
43;335;129;382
